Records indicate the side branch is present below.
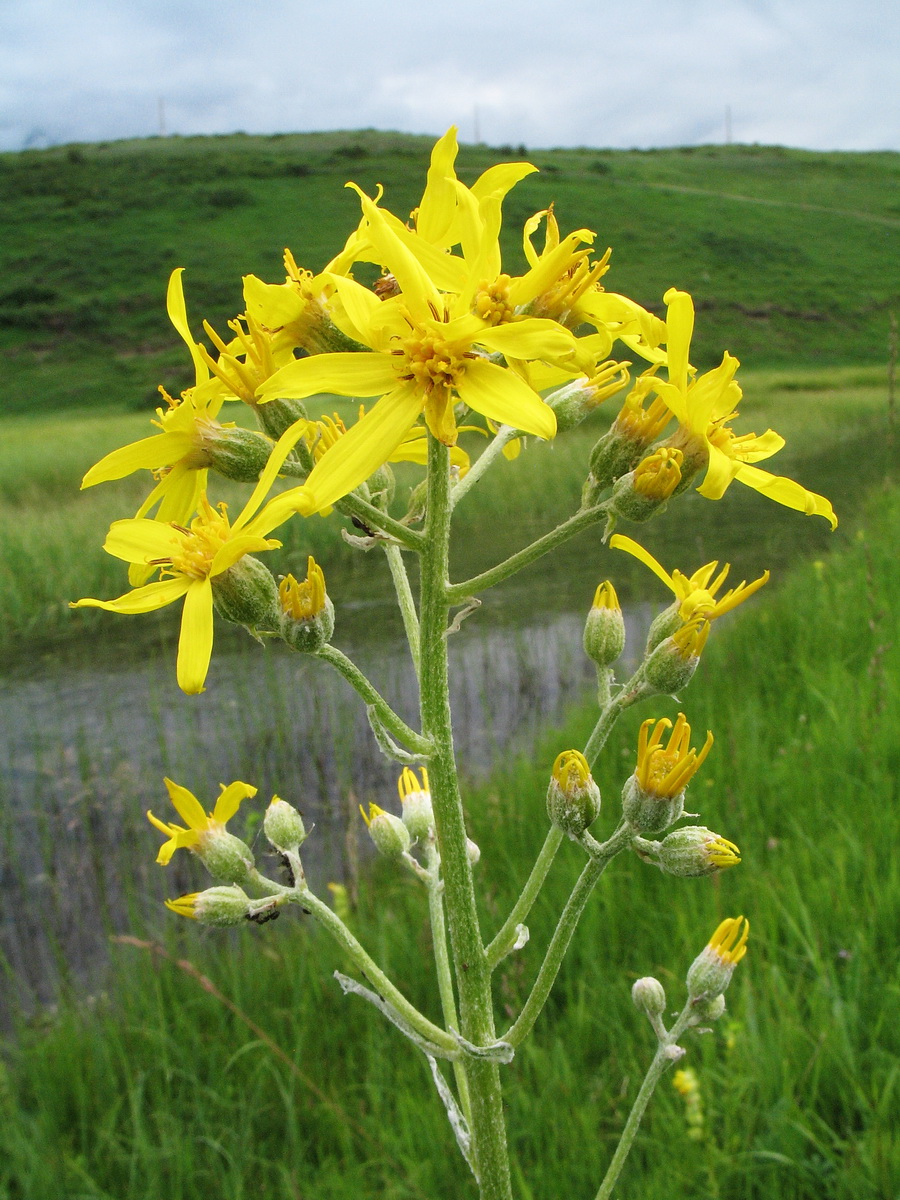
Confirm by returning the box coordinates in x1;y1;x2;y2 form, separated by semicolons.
446;503;611;603
338;492;425;551
485;826;564;970
501;825;633;1049
316;644;432;755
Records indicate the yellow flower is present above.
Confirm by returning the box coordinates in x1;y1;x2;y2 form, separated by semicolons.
632;447;684;501
635;714;713;800
654;289;836;527
279;556;327;621
147;777;256;864
610;534;770;624
72;421;310;693
258;186;574;513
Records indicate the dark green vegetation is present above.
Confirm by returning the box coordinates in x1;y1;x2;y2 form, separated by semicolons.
1;130;898;415
2;478;897;1199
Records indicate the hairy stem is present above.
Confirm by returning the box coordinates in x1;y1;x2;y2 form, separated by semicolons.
426;840;471;1122
450;425;519;509
316;644;431;755
384;542;421;676
485;826;564;970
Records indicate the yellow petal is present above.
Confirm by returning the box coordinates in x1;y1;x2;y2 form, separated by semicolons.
470;161;538;204
71;577;191;614
213;780;258;824
329;275;384;342
476;317;577;362
166;269;209;385
81;432;194;488
609;535;677;595
259;353;396;402
379;212;468;293
176;579;215;695
103;518;185;564
304;382;424;513
698;444;741;501
734;464;838;528
235;416;312;532
416;127;461;246
347;185;442;321
728;429;786;463
242;274;306;329
164;777;209;830
456;360;556;440
663;288;694;394
210;533;279;576
683;355;740;433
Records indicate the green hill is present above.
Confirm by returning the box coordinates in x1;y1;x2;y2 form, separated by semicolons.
1;129;898;414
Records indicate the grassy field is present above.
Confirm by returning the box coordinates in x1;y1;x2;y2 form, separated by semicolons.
1;472;896;1200
1;131;898;417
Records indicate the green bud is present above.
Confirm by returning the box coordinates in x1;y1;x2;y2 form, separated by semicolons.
211;555;281;633
642;626;706;695
621;772;685;836
692;994;727;1022
686;916;749;1000
264;796;308;852
196;828;255;885
361;804;411;859
466;837;482;867
645;602;682;654
397;768;434;841
204;426;277;483
256;397;310;441
583;581;626;667
585;428;643;494
631;976;667;1018
650;826;741;877
279;558;335;653
546;750;601;838
367;462;395;508
166;885;252;926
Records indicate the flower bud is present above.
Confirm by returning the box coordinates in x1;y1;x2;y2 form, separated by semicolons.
279;557;335;652
360;803;411;859
622;715;713;836
397;768;434;841
466;837;482;866
264;796;308;853
609;448;684;523
211;554;281;632
165;885;252;927
367;462;395;507
642;617;709;694
632;976;667;1018
686;916;749;1000
196;827;255;885
545;360;630;434
203;426;277;483
583;581;626;667
583;371;671;499
644;602;682;654
546;750;601;838
256;396;311;441
692;993;727;1022
652;826;740;877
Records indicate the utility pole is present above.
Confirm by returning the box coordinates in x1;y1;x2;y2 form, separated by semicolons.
725;104;732;145
158;97;166;137
473;105;480;145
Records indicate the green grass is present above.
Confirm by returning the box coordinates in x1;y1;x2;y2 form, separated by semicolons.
1;132;898;418
2;477;897;1199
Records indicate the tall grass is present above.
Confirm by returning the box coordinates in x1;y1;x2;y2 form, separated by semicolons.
2;476;897;1199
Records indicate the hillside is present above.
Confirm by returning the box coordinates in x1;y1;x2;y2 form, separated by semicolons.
1;129;898;413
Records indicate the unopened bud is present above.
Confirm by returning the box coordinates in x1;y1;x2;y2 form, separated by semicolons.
644;602;682;654
204;426;277;483
583;581;626;666
686;916;749;1000
165;885;251;927
264;796;308;852
256;396;311;441
546;750;601;838
652;826;740;877
397;768;433;841
360;803;411;859
279;557;335;652
196;827;255;885
466;837;481;866
623;715;712;836
367;462;395;507
609;448;684;522
211;554;281;632
642;618;709;694
632;976;667;1018
692;993;726;1022
545;360;630;434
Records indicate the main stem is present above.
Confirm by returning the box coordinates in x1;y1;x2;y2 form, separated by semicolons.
419;435;512;1200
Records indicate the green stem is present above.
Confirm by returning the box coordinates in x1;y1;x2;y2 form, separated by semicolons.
384;542;421;676
338;492;425;551
315;644;431;755
251;874;458;1055
426;841;472;1122
593;1003;694;1200
502;826;632;1049
450;425;518;509
446;503;610;603
485;826;564;970
419;435;513;1200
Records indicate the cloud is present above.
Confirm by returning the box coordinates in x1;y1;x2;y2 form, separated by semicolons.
1;0;898;151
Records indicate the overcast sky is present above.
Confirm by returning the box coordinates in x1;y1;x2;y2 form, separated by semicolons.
1;0;898;153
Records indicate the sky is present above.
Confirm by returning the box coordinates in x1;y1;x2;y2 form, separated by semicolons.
1;0;898;154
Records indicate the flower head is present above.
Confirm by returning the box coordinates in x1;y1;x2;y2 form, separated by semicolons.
147;777;256;865
654;289;836;527
687;916;750;999
635;714;713;800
